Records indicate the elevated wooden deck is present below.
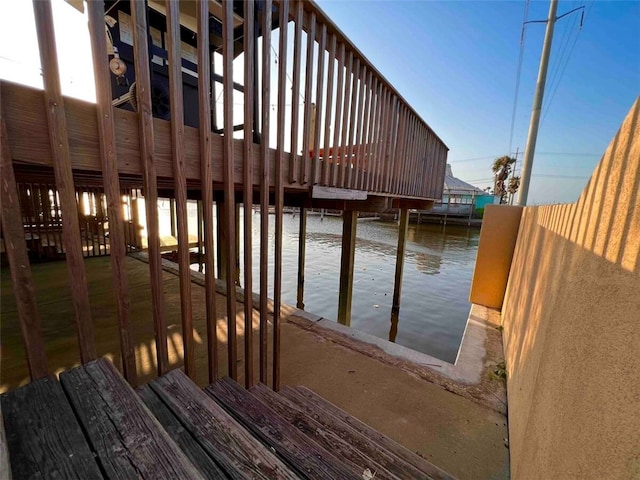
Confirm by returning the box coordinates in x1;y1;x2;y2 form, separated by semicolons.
1;358;454;479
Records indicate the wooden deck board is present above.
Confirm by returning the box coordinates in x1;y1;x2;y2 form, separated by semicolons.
206;377;361;480
249;383;399;480
137;385;227;479
1;375;103;479
60;358;203;479
150;369;298;480
283;386;456;480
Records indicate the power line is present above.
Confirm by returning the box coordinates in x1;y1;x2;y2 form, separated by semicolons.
508;0;531;155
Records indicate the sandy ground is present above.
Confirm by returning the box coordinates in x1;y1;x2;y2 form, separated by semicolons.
1;255;509;479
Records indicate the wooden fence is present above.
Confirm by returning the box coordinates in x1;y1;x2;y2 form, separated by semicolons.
0;0;448;391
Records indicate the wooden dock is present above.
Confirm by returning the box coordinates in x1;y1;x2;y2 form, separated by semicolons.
1;357;454;479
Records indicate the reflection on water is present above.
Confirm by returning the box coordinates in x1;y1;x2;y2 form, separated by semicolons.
236;212;479;364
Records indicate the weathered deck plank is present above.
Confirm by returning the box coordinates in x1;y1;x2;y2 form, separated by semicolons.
137;385;227;479
283;386;456;480
1;376;103;479
151;369;297;480
60;358;203;479
249;383;399;480
206;377;361;480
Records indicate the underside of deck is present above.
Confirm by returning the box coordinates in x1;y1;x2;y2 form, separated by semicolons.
1;357;453;479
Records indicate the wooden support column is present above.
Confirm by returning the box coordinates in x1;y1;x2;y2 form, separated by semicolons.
222;0;238;380
130;0;168;375
242;0;255;388
0;111;48;380
216;200;227;280
296;207;307;310
337;210;357;326
166;0;194;379
391;208;409;316
87;0;136;385
33;0;96;363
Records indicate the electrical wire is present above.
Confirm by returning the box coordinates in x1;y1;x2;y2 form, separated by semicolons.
508;0;531;155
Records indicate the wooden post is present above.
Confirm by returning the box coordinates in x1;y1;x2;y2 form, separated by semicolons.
130;0;168;375
235;203;241;286
197;200;203;271
311;24;326;185
0;112;48;380
296;207;307;310
289;0;303;185
170;198;176;238
337;210;357;326
33;0;96;363
242;0;255;388
87;0;136;385
216;200;227;280
301;11;316;184
222;0;238;380
166;0;195;379
391;208;409;316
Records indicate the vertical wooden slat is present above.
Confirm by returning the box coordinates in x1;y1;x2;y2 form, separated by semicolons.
401;115;414;195
289;1;303;185
320;32;336;188
130;0;168;375
32;0;96;363
397;110;411;194
351;64;367;191
273;0;289;392
377;88;392;193
0;111;48;380
329;42;345;187
87;0;136;385
394;107;408;194
242;0;255;388
366;79;382;193
166;0;195;379
358;71;373;191
311;23;326;185
387;98;399;193
338;51;353;188
259;0;273;384
222;0;238;380
197;0;218;383
300;11;316;184
345;58;360;189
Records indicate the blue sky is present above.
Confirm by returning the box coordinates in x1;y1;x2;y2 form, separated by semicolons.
316;0;640;204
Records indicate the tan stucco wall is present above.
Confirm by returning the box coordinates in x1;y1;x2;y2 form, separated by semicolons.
469;205;523;309
501;98;640;479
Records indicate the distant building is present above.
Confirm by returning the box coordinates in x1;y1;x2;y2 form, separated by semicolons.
432;164;498;214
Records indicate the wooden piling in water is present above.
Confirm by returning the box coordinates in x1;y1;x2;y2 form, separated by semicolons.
392;208;409;314
337;210;358;326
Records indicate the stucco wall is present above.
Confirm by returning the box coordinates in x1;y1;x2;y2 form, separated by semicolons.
501;99;640;479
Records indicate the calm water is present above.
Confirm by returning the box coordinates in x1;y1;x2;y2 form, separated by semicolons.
234;212;479;364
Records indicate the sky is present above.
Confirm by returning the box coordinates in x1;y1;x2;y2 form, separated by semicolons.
1;1;638;205
315;0;640;204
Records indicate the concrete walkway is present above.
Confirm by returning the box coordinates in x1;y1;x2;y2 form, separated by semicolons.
1;255;509;479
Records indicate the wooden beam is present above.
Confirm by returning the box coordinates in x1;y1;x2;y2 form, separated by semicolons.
130;0;168;375
197;0;218;384
32;0;96;363
259;0;273;385
296;207;307;310
86;0;136;386
242;0;255;389
392;208;409;315
166;0;195;379
337;210;357;326
273;0;289;392
222;0;238;380
0;110;48;380
311;186;367;200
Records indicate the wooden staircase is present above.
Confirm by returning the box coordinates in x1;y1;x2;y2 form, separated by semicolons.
1;358;455;479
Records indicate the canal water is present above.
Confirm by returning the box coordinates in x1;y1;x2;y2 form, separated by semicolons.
238;212;480;364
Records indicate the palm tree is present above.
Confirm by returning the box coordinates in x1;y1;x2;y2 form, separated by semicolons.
492;156;518;204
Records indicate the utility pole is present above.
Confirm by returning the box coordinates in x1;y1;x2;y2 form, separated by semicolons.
517;0;558;206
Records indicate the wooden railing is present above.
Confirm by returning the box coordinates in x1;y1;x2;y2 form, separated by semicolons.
1;0;448;392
